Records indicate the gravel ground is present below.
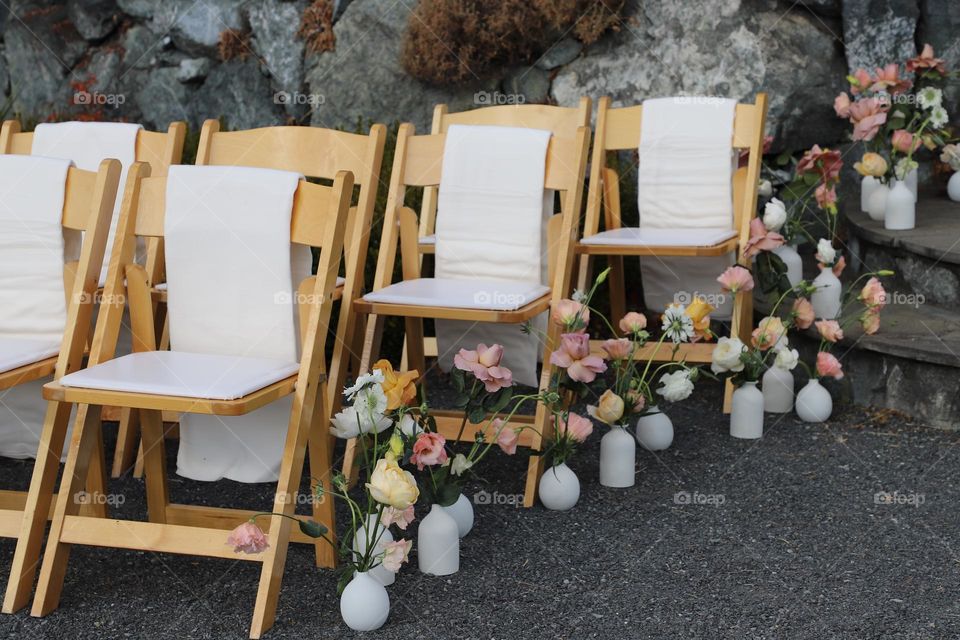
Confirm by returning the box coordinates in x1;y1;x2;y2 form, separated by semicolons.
0;380;957;639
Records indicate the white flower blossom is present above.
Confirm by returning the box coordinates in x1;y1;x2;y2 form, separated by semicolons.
711;337;747;374
917;86;943;110
343;370;385;400
656;370;695;402
662;304;694;343
815;238;836;265
450;453;473;476
762;197;787;232
774;348;800;371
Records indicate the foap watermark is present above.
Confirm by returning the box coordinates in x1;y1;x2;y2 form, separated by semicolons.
886;290;925;309
474;90;526;106
674;490;726;506
874;490;925;507
73;291;126;306
671;95;728;107
274;91;325;107
273;291;328;305
73;90;126;108
674;290;728;307
74;490;125;507
473;489;522;507
473;290;525;308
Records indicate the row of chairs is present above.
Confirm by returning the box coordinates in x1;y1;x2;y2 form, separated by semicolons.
0;93;767;638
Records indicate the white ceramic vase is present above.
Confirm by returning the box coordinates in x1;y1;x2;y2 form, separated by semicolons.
796;379;833;422
866;182;889;221
948;172;960;202
538;463;580;511
762;366;794;413
352;514;394;587
860;175;879;213
600;426;636;488
417;504;459;576
635;405;674;451
772;244;803;287
730;382;764;439
906;167;918;202
884;179;915;230
340;571;390;631
811;268;842;320
441;493;474;538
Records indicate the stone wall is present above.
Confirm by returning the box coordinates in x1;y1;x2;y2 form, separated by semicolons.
0;0;957;156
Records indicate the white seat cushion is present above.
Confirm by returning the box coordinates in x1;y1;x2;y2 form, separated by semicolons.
363;278;550;312
580;227;737;247
59;351;300;401
0;338;60;374
419;234;436;246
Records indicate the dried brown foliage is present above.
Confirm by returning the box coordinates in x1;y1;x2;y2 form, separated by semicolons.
218;28;252;62
298;0;336;55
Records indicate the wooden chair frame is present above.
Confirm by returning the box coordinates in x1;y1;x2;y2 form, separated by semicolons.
576;94;769;411
30;161;354;639
347;121;591;508
0;160;122;613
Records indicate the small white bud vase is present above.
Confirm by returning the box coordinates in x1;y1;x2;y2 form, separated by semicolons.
730;381;764;439
599;425;636;488
417;504;459;576
866;182;889;221
948;172;960;202
772;244;803;287
352;514;394;587
795;379;833;422
538;463;580;511
860;175;879;213
811;268;842;320
762;366;794;413
884;180;915;230
635;405;674;451
340;571;390;631
440;493;474;538
906;167;918;202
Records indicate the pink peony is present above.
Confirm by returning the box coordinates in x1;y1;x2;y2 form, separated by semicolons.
848;98;888;142
549;333;607;383
551;299;589;332
792;298;815;330
816;351;844;379
861;310;881;335
860;277;887;309
601;337;633;361
227;521;269;554
618;312;647;334
891;129;920;154
381;539;412;572
381;505;415;530
493;418;520;455
743;217;785;259
907;44;947;74
717;265;755;294
558;412;594;443
815;320;844;343
834;92;852;118
409;432;448;470
454;343;514;392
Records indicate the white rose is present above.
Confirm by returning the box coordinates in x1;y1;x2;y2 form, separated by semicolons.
758;179;773;197
762;197;787;232
656;370;694;402
450;453;473;476
815;238;836;265
774;348;799;371
398;413;422;437
711;337;746;374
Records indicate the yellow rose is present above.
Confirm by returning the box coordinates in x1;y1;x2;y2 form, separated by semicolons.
366;458;420;509
587;390;625;425
373;359;419;410
854;152;888;177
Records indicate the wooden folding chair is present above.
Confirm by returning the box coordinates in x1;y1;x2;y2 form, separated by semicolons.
0;119;187;475
31;161;353;638
0;159;121;613
115;120;386;564
347;121;591;508
576;94;768;411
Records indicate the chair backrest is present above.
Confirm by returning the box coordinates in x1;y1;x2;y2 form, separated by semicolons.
584;94;768;256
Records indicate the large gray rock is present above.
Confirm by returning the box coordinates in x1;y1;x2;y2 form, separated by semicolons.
120;24;162;71
135;66;191;129
305;0;497;132
69;0;120;42
118;0;246;54
841;0;919;72
195;59;286;130
551;0;847;152
248;0;307;115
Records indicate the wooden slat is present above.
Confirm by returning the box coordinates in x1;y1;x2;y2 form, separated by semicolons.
575;237;739;257
431;410;539;448
588;339;716;364
61;167;102;231
165;504;320;546
0;358;57;391
439;99;590;134
353;294;551;323
0;510;24;538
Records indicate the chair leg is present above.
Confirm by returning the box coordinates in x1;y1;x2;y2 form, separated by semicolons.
307;420;336;569
523;398;554;508
403;317;427;381
139;409;169;523
85;420;110;520
575;252;592;294
608;256;627;329
110;407;140;477
342;312;379;485
31;405;103;617
2;403;73;614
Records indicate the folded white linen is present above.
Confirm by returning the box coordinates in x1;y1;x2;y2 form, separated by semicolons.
164;165;309;483
637;98;737;318
0;154;72;458
434;124;552;387
363;278;550;311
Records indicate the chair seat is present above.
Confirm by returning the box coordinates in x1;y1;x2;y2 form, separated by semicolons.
0;337;60;374
363;278;550;311
59;351;300;401
419;234;436;245
580;227;737;247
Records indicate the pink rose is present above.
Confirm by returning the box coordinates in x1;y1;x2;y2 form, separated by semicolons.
860;277;886;309
870;63;912;94
751;316;787;351
849;68;873;95
792;298;815;330
601;338;633;361
410;432;448;470
816;351;844;379
551;299;589;332
891;129;920;154
618;311;647;334
717;265;755;294
381;539;412;572
227;521;269;554
834;92;852;118
815;320;844;343
743;217;785;259
558;412;593;443
454;343;514;392
861;310;880;335
381;505;415;530
549;333;607;383
493;418;519;455
848;98;888;142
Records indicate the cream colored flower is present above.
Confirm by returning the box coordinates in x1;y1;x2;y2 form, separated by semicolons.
366;458;420;509
587;390;625;425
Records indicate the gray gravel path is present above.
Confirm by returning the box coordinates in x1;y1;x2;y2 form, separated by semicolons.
0;380;957;639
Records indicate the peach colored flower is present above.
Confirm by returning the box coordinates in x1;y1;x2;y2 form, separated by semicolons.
373;359;419;410
381;505;415;530
792;298;815;330
849;68;873;95
587;390;625;425
454;343;514;392
815;320;844;343
382;539;412;572
816;351;844;379
551;298;589;332
618;312;647;334
743;217;785;258
227;521;269;554
558;412;593;443
797;145;842;183
815;183;837;210
550;333;607;383
870;63;912;94
717;265;755;294
493;418;520;455
891;129;920;154
752;316;787;351
860;277;887;309
848;98;888;142
625;389;647;413
861;310;880;335
409;432;447;470
854;152;888;177
601;338;633;360
834;92;852;118
686;297;714;342
907;44;947;74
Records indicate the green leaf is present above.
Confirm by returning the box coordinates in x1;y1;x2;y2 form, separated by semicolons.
486;387;514;414
436;481;462;507
451;367;465;393
467;405;486;424
452;393;471;408
299;519;328;538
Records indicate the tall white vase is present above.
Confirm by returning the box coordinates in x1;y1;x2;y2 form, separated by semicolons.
811;268;842;320
599;426;636;488
866;183;889;221
353;514;395;586
772;244;803;287
906;167;918;202
796;379;833;422
635;405;674;451
730;381;764;439
762;366;794;413
538;463;580;511
860;175;879;213
884;180;915;230
949;172;960;202
340;571;390;631
417;504;459;576
441;493;474;538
